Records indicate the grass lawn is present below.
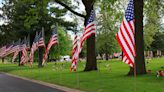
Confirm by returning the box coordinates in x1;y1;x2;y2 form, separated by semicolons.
0;57;164;92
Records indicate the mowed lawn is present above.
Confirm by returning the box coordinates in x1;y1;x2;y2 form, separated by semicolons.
0;57;164;92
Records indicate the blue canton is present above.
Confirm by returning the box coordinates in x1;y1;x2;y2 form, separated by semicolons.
75;22;77;34
13;40;19;47
6;42;13;48
86;7;94;26
51;25;57;38
33;34;38;43
125;0;134;22
20;39;25;47
26;37;28;46
38;31;42;40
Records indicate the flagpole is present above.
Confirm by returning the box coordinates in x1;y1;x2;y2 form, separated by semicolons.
77;58;79;85
134;57;136;92
27;34;30;76
56;22;62;82
75;21;79;86
37;30;41;78
75;18;79;85
42;27;49;80
93;5;102;91
21;36;26;74
12;41;14;73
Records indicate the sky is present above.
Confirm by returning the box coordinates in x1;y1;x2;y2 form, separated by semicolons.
0;1;4;25
48;0;85;40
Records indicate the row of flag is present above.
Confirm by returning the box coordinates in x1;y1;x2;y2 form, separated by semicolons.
71;0;136;69
144;50;162;57
70;7;96;71
0;24;59;66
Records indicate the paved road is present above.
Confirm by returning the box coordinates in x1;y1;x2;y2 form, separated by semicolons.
0;72;65;92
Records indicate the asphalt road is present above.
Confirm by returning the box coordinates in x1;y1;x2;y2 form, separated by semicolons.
0;72;66;92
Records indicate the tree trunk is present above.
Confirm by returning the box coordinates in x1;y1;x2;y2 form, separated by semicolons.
38;48;43;67
2;58;4;63
105;43;108;60
127;0;146;75
84;35;97;71
18;52;23;66
83;3;97;71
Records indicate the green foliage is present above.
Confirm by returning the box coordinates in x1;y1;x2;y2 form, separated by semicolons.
143;0;164;49
46;26;72;59
150;32;164;55
0;0;74;46
95;0;123;55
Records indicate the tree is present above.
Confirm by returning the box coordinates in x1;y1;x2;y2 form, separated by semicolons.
127;0;146;75
0;0;74;66
150;32;164;56
143;0;163;49
96;1;123;60
52;0;97;71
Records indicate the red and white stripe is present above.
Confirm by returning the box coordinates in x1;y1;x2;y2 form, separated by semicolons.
0;45;6;57
29;42;38;66
159;50;161;56
2;45;13;57
150;51;153;57
38;38;45;48
3;45;19;57
42;34;58;66
70;34;78;71
20;44;28;65
12;45;24;63
71;21;96;71
12;48;20;63
117;18;136;68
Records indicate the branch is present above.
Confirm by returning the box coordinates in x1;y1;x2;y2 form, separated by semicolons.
54;0;85;18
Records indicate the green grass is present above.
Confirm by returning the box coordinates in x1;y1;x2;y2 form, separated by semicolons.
1;57;164;92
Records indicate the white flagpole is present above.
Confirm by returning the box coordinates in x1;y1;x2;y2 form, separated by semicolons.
42;27;49;80
56;22;62;82
94;5;102;91
26;34;30;76
74;20;79;85
134;58;136;92
37;30;40;78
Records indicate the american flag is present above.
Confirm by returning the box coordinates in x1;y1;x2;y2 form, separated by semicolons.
70;23;78;71
157;50;159;55
38;30;45;48
148;50;149;57
116;0;136;68
3;40;19;57
29;34;38;66
20;37;29;65
98;54;101;59
0;45;2;48
150;51;153;57
12;39;24;63
159;50;161;56
71;7;96;71
2;42;14;57
0;45;6;57
27;35;30;50
42;25;58;66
